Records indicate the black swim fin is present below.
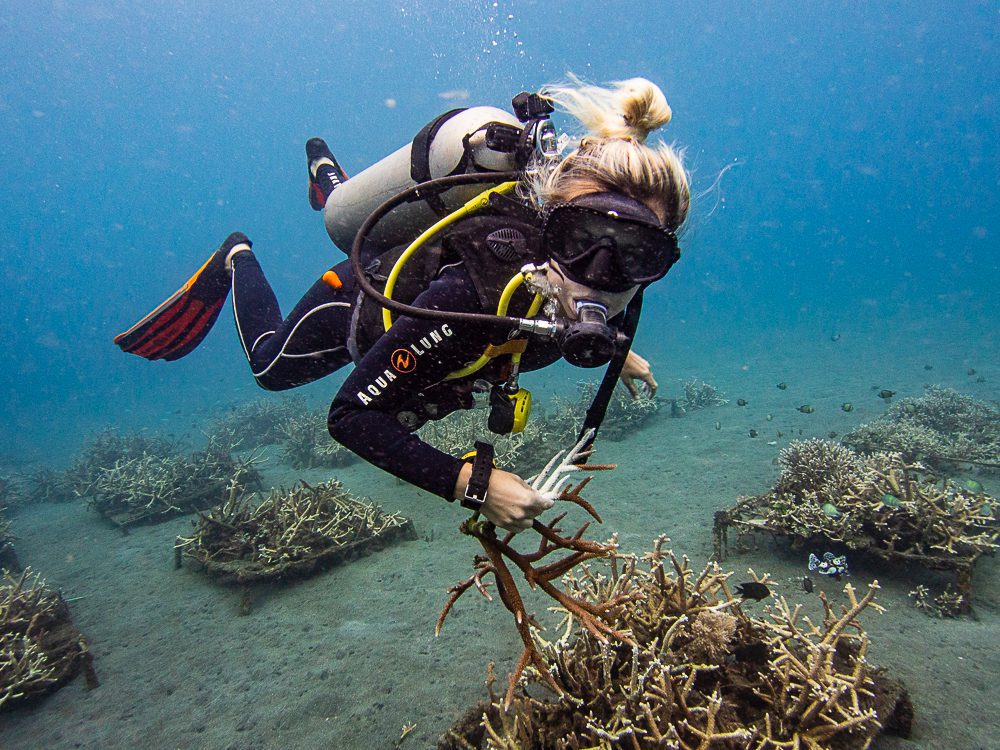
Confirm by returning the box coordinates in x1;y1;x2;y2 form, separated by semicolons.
114;233;250;361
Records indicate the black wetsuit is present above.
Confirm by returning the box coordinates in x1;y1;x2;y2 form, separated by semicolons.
229;220;562;500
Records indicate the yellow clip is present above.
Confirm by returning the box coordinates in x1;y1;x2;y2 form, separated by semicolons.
483;339;529;358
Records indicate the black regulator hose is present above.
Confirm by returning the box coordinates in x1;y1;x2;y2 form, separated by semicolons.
349;171;526;331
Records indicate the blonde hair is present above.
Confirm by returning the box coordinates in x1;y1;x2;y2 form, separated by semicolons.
526;76;690;232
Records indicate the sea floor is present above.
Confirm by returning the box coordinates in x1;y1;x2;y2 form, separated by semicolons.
1;315;998;749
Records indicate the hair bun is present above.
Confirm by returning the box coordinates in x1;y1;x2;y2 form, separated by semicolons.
616;78;671;143
541;75;672;144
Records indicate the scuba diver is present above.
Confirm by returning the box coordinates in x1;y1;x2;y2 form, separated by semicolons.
115;77;690;533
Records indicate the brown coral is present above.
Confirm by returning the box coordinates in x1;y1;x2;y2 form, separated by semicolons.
440;541;911;750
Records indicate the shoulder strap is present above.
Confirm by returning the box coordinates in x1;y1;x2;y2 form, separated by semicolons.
411;108;467;216
487;191;542;225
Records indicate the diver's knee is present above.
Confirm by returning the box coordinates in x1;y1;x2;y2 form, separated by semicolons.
253;374;291;392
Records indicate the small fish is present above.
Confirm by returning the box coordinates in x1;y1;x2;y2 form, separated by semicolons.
714;420;721;430
827;431;838;439
840;402;853;412
924;364;933;371
964;479;985;493
830;333;841;342
880;493;900;507
776;382;788;390
776;430;784;438
821;502;841;518
977;376;986;383
766;413;773;421
808;552;848;578
735;581;771;601
967;368;976;376
797;404;814;413
748;429;759;438
802;576;814;593
736;398;748;406
877;389;896;400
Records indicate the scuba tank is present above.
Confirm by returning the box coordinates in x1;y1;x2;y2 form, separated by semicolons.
324;106;525;256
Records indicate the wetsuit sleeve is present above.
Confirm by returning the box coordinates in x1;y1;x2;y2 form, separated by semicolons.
327;266;498;500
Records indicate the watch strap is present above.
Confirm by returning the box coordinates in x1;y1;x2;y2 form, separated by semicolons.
461;441;495;511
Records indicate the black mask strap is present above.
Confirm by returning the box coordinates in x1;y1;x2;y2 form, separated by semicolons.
577;289;644;456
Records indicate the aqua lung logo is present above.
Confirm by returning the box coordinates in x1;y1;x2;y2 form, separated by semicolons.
391;349;417;373
356;323;454;406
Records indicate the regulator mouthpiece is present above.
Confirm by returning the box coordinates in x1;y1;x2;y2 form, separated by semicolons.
558;301;620;368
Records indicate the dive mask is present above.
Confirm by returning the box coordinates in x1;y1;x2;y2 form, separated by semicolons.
541;192;681;292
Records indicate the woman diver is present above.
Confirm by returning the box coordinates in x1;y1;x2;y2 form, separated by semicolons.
115;77;690;532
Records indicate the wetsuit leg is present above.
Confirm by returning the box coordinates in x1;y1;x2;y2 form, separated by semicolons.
230;253;355;390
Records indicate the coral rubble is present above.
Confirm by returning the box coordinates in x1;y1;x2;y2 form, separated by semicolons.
714;439;998;613
176;480;414;585
0;569;98;711
440;541;911;749
843;386;1000;472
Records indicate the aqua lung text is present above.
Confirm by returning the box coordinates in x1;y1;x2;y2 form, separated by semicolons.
356;323;454;405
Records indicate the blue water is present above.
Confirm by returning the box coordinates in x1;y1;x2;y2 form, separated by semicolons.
2;0;995;459
0;2;998;747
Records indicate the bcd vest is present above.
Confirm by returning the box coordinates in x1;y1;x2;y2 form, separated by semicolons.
348;211;545;364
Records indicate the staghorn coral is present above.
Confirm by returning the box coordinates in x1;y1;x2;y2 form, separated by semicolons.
677;377;729;411
23;429;180;506
207;395;308;451
81;437;262;528
843;386;1000;472
176;480;413;585
572;380;661;440
715;439;998;613
0;509;16;571
24;468;77;506
0;569;98;711
0;475;16;509
277;411;355;469
419;407;532;470
416;381;659;478
440;540;911;750
438;432;623;708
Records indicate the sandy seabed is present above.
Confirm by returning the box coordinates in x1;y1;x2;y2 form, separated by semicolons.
1;317;998;749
